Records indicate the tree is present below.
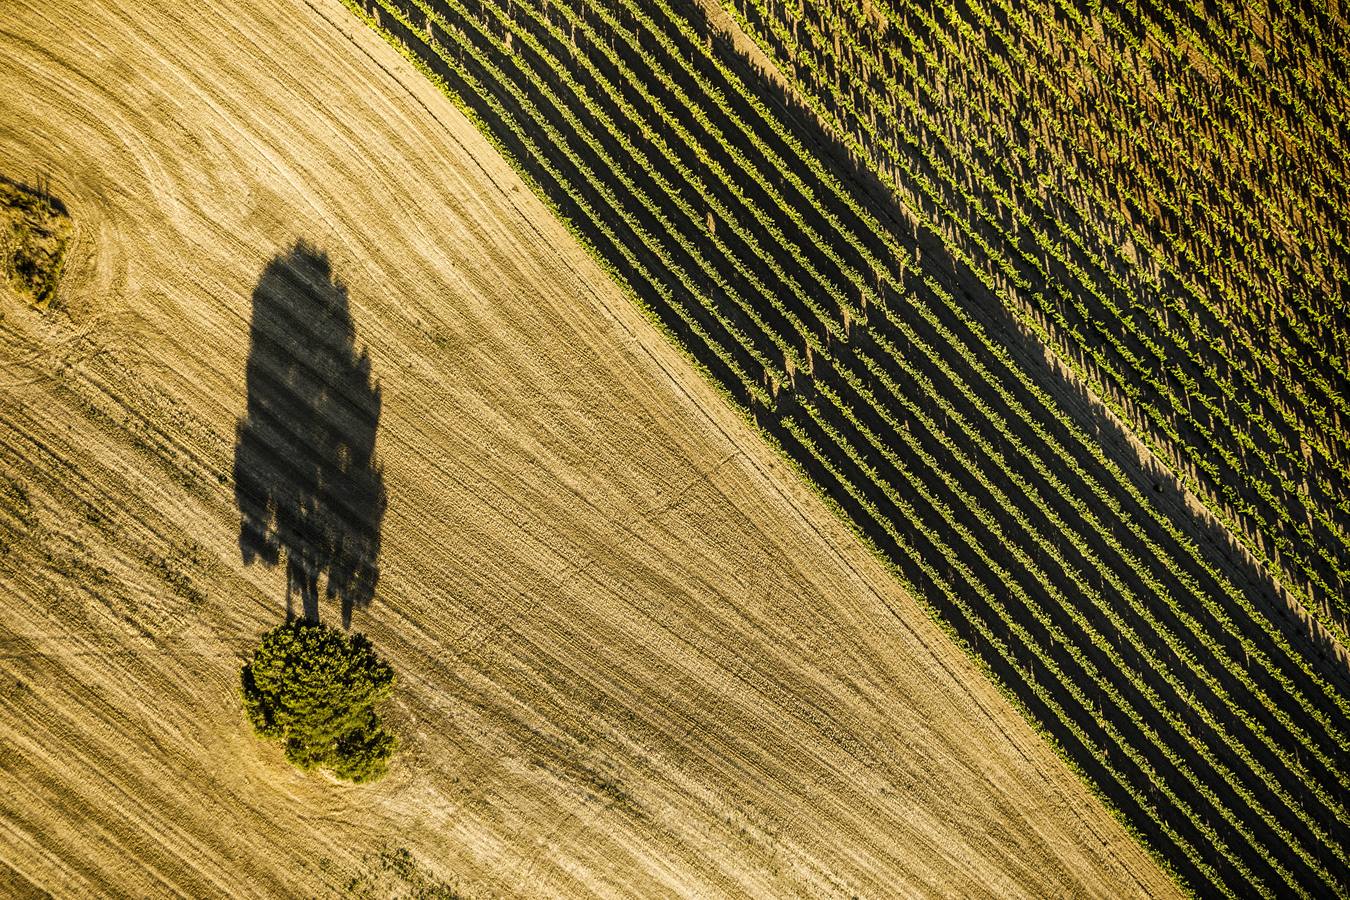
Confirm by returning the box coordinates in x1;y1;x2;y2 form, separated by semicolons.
241;620;396;783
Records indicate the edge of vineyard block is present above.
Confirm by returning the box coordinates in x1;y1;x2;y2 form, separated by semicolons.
334;2;1193;894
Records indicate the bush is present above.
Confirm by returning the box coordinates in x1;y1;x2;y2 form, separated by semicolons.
241;620;396;783
0;178;71;308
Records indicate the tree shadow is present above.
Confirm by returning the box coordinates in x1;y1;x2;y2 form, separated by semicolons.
234;241;386;628
0;173;69;216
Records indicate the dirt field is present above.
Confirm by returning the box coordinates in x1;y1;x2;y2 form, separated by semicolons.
0;0;1174;896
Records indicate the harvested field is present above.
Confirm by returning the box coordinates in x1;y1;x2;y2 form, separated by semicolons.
0;0;1172;896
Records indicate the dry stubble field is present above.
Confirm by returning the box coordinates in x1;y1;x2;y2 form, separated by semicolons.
0;0;1173;895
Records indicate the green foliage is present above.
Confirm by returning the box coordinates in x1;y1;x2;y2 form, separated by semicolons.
241;620;396;783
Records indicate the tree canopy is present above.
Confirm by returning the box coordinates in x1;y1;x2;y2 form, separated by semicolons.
241;620;396;783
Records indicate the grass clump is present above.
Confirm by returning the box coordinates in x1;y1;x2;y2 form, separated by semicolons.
241;620;396;783
0;178;72;308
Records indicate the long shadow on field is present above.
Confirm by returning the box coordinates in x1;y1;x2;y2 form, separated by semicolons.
234;241;386;627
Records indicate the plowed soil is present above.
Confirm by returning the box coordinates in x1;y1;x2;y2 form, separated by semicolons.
0;0;1174;896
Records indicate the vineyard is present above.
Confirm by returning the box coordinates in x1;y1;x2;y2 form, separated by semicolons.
342;0;1349;895
727;0;1350;673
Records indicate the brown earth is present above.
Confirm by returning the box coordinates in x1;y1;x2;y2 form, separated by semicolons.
0;0;1175;896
